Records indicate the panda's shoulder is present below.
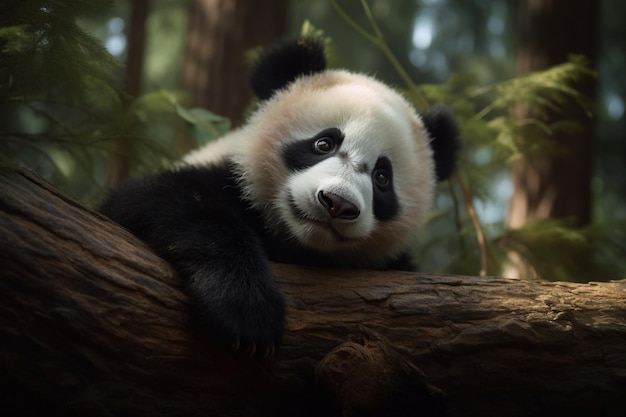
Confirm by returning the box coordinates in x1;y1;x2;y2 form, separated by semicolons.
102;162;238;212
152;163;236;192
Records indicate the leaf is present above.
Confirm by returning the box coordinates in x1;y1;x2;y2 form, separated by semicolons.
175;106;231;146
299;19;326;39
0;25;34;54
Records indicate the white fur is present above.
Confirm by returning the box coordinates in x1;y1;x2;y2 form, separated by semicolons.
281;156;374;250
183;70;436;267
183;129;248;166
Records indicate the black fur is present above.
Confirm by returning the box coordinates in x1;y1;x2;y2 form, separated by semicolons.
371;156;399;221
99;165;285;352
422;104;460;181
250;36;327;101
283;127;345;171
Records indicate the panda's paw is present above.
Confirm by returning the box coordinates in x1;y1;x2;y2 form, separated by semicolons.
223;288;285;358
189;271;285;357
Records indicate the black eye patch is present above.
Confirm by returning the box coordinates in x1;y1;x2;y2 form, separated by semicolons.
372;156;399;221
283;128;344;171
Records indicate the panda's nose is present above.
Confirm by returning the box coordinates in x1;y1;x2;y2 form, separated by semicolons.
318;191;360;220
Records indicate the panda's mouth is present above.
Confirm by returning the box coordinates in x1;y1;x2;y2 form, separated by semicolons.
288;196;354;242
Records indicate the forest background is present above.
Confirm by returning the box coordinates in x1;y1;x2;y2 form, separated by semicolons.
1;0;625;282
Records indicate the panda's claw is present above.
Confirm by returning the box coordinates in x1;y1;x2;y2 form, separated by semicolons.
227;338;278;358
231;339;241;351
264;344;275;358
246;343;257;357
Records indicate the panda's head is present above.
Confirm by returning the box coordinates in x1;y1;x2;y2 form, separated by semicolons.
234;37;458;267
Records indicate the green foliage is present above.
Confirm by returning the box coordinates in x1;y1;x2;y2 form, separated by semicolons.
426;65;625;281
175;105;231;146
299;20;338;68
416;57;626;281
418;57;595;163
0;0;120;101
299;20;328;44
0;0;229;202
471;55;595;160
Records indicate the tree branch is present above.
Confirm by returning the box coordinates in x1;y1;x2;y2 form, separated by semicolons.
1;169;625;417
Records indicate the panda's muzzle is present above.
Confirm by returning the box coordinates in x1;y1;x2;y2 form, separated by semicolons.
317;190;360;220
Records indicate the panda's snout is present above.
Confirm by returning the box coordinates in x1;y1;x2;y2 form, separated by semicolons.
317;190;360;220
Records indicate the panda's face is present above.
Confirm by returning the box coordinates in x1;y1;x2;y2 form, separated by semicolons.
236;70;435;266
280;126;396;250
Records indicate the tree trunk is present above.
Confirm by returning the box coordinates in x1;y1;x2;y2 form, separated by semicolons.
180;0;288;127
507;0;597;228
1;169;625;417
125;0;150;98
105;0;150;188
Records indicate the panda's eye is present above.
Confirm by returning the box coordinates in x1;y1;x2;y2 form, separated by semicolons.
313;137;334;154
373;169;390;188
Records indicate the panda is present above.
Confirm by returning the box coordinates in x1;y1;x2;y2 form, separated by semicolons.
99;36;458;355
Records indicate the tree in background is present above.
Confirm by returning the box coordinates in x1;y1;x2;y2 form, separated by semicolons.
508;0;597;228
0;0;130;199
0;0;233;195
180;0;287;126
105;0;150;187
499;0;599;278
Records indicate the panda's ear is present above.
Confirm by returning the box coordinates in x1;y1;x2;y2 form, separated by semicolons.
421;105;460;181
249;36;327;101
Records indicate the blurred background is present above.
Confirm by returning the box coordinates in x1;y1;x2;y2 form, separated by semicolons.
1;0;624;281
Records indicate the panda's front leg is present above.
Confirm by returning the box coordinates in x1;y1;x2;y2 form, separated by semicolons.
100;185;285;355
162;213;286;356
173;219;285;355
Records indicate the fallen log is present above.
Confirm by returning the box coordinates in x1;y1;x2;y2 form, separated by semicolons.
0;169;625;417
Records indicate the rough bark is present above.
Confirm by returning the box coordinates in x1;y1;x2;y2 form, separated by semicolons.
1;169;625;417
